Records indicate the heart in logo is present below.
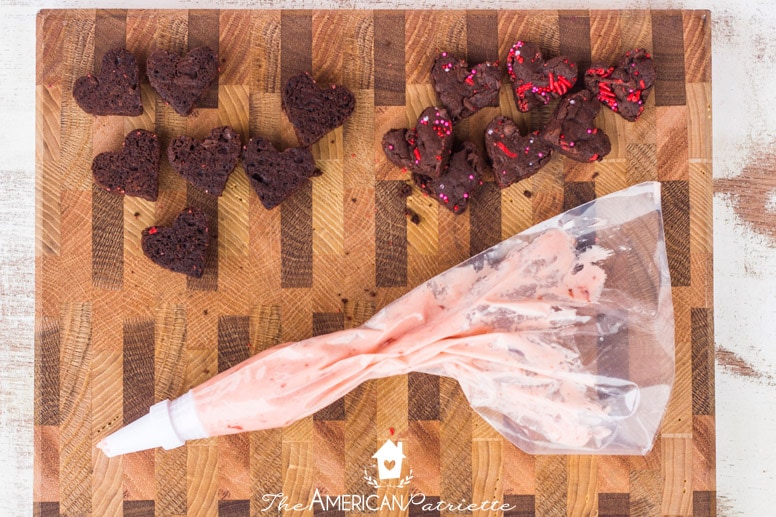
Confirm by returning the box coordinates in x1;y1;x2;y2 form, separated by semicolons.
431;52;501;122
168;126;242;196
506;41;578;112
540;90;611;163
242;136;321;210
584;48;656;122
141;208;210;278
383;460;396;471
281;72;356;147
91;129;160;201
485;116;553;188
147;46;219;116
73;48;143;116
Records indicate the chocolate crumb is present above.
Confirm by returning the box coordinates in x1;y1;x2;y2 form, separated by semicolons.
405;207;421;225
523;190;533;198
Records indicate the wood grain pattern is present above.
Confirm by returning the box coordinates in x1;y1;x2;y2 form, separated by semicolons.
35;9;713;517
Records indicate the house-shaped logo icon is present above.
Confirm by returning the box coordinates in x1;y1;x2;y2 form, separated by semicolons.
372;440;406;480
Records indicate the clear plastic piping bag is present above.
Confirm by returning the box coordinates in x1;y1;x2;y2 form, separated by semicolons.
99;182;673;456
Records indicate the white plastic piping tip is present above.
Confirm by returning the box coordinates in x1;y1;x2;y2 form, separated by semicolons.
97;392;208;457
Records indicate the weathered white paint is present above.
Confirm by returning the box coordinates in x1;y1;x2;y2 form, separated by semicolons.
2;1;775;515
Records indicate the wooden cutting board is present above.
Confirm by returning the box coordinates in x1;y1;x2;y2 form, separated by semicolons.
34;9;714;517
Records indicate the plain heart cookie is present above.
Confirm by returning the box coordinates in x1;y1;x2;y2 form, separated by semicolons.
141;208;210;278
506;41;578;112
147;46;219;116
431;52;501;122
168;126;242;196
242;136;321;210
485;116;553;188
281;72;356;147
584;48;656;122
91;129;160;201
540;90;611;163
73;48;143;116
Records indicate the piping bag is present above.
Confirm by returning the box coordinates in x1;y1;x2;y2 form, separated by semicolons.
98;182;674;456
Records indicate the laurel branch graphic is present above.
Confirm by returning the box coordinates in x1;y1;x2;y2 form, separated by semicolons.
363;467;414;489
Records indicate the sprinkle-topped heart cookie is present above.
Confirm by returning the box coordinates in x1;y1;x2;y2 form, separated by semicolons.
281;72;356;147
485;116;553;188
141;208;210;278
506;41;578;112
73;48;143;116
91;129;160;201
168;126;242;196
146;46;219;116
242;136;321;210
412;142;483;215
584;48;656;122
540;90;611;162
431;52;501;122
380;106;454;179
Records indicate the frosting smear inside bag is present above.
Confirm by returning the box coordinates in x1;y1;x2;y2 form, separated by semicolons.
99;182;674;456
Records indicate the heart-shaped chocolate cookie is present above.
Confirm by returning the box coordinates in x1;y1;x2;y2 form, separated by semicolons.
242;136;321;210
540;90;611;162
431;52;501;122
413;142;483;215
168;126;242;196
506;41;578;112
147;46;219;116
382;106;454;179
91;129;160;201
485;116;553;188
141;207;210;278
281;72;356;147
73;48;143;116
584;48;656;122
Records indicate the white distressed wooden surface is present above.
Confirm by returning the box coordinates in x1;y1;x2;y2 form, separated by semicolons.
2;1;775;515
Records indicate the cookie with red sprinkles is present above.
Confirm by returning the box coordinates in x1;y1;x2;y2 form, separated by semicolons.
412;142;483;215
141;207;210;278
506;41;578;112
431;52;501;122
91;129;160;201
381;107;454;178
73;48;143;116
540;90;611;163
485;116;553;188
584;48;656;122
168;126;242;196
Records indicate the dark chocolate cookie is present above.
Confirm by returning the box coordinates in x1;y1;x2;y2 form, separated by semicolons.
431;52;501;122
381;107;455;179
141;207;210;278
281;72;356;147
485;116;553;188
584;48;656;122
413;142;483;214
242;136;321;210
91;129;160;201
506;41;578;112
540;90;611;163
73;48;143;116
381;128;414;169
168;126;242;196
146;46;218;116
